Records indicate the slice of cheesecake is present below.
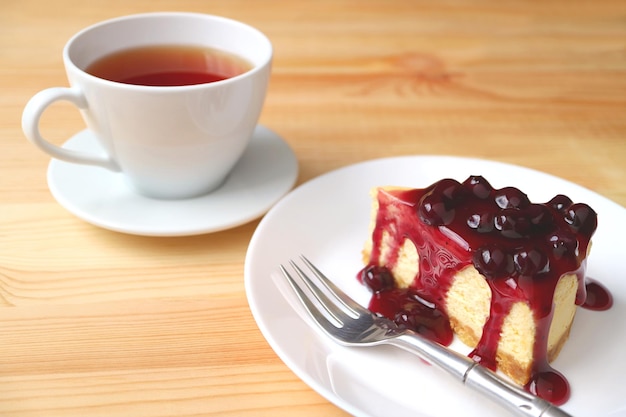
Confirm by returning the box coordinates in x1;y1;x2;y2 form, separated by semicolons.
360;176;598;404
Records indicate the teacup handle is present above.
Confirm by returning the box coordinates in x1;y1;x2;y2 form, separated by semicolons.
22;87;120;171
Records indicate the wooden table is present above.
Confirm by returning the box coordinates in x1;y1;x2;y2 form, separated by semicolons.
1;1;624;415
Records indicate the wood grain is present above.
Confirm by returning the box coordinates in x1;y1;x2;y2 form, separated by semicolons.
0;0;624;415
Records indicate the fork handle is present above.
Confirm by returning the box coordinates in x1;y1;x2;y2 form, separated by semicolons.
391;333;573;417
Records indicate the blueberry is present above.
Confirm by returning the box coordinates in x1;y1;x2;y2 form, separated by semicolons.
360;265;395;293
473;245;515;278
548;195;573;213
463;176;493;200
548;231;579;259
467;212;495;233
392;296;452;345
565;203;597;235
526;204;554;233
435;178;466;204
514;247;550;276
494;187;530;209
494;208;530;239
418;192;455;226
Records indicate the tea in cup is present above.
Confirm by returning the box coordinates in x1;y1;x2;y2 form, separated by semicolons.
22;12;272;199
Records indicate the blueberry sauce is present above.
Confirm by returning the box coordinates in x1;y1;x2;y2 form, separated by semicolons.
358;176;612;405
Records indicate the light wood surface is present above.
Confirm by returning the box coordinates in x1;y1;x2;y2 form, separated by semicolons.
1;1;625;416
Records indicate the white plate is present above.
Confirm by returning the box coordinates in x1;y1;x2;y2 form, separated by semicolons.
47;125;298;236
245;155;626;417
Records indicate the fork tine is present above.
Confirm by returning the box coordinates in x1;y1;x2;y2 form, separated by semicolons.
299;255;367;318
288;260;348;325
280;264;344;333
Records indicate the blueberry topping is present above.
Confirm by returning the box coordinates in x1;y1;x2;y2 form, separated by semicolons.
361;175;602;407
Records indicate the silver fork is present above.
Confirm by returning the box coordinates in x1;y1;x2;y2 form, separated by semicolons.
280;256;573;417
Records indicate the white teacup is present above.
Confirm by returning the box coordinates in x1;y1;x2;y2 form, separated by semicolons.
22;12;272;199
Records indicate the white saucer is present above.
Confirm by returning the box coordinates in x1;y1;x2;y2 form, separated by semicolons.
47;125;299;236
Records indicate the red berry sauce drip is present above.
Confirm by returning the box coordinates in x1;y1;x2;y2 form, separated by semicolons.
582;278;613;311
358;175;612;405
360;265;454;346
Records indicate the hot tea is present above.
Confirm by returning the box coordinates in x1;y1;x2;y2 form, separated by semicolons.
85;45;252;86
23;12;272;199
